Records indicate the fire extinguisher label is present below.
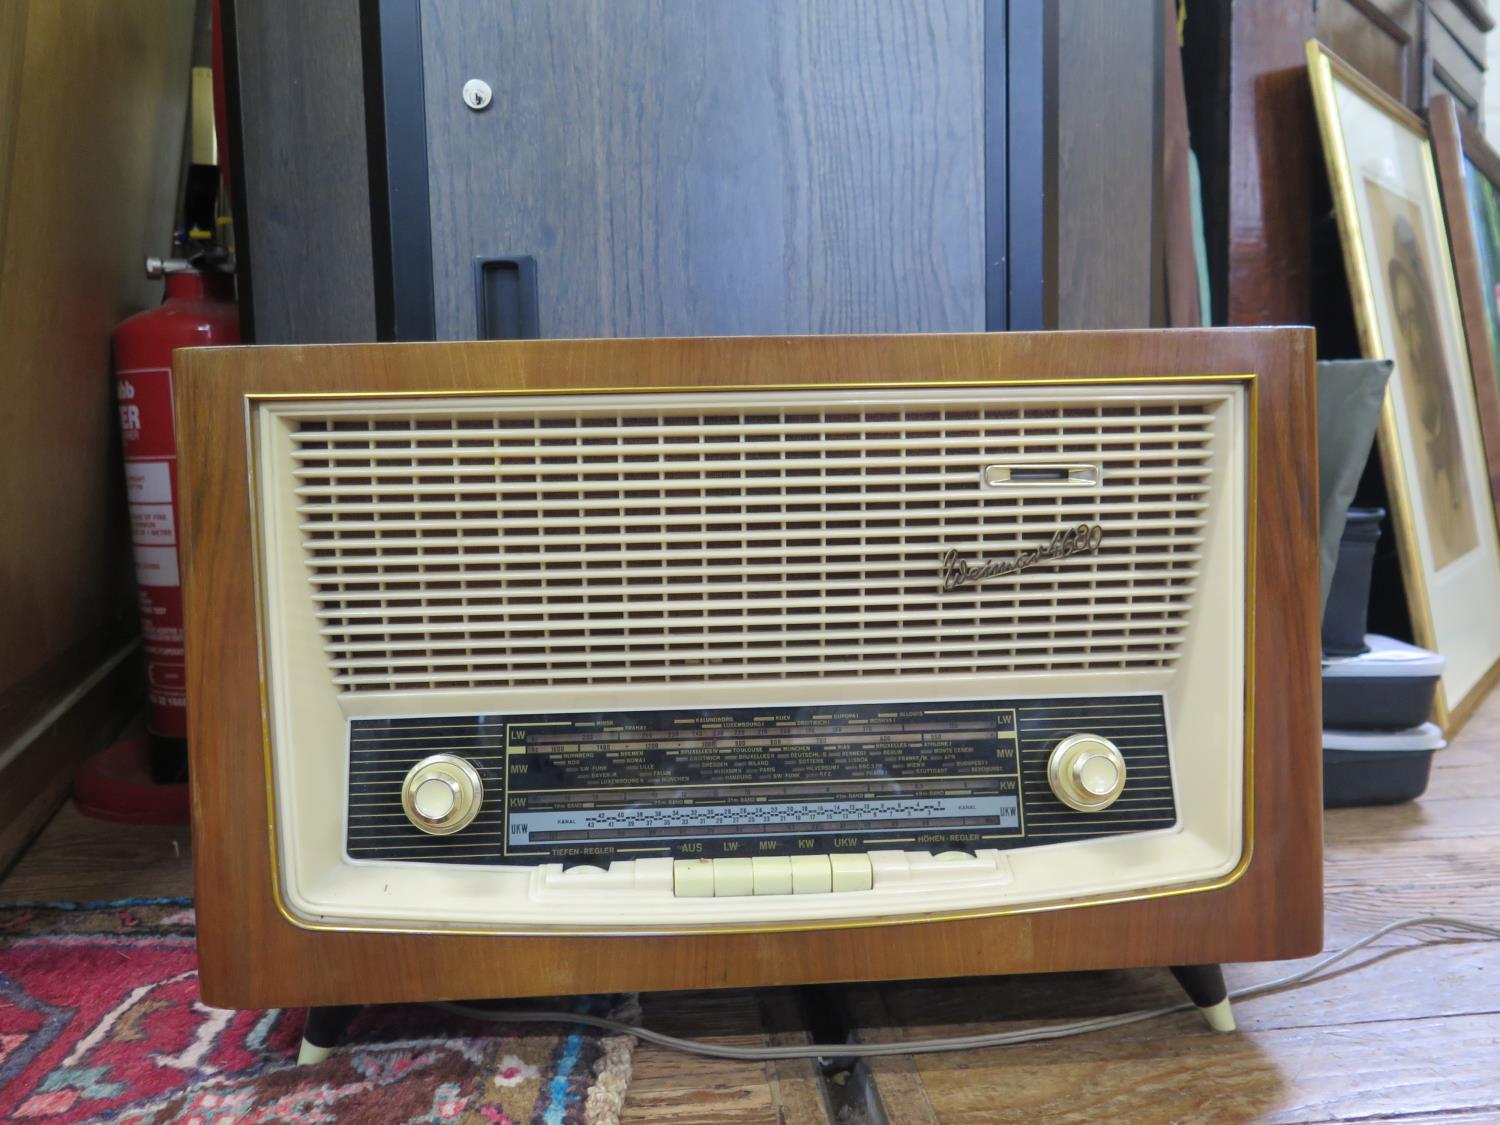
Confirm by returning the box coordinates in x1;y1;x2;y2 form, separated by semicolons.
125;460;172;502
131;544;181;586
118;366;187;739
130;506;177;545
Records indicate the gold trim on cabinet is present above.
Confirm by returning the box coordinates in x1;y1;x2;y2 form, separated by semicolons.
243;370;1258;403
246;372;1259;938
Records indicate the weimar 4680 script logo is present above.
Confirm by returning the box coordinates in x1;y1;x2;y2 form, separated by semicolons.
939;523;1105;593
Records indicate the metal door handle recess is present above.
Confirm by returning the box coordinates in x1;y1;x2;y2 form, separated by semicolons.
473;256;540;340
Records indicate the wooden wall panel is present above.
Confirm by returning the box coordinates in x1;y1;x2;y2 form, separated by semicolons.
1160;0;1202;329
1186;0;1487;331
228;0;377;344
1425;2;1489;120
0;1;29;276
0;0;194;868
1182;0;1324;328
1430;0;1493;76
1486;13;1500;133
1315;0;1422;107
1055;0;1162;329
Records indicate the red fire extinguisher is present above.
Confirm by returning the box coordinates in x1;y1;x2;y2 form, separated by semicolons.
115;261;238;770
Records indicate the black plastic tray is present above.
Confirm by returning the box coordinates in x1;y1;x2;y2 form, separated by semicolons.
1324;748;1436;807
1323;675;1439;731
1322;635;1443;731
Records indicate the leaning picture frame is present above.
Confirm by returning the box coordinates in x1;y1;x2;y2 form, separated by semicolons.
1306;41;1500;732
1428;93;1500;529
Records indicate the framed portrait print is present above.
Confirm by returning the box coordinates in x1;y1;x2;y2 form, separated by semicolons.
1307;41;1500;732
1429;93;1500;525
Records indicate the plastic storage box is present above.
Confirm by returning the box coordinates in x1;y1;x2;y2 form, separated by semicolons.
1322;634;1444;730
1324;722;1445;807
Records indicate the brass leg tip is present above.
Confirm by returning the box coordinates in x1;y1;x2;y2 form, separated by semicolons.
297;1039;334;1065
1200;998;1236;1033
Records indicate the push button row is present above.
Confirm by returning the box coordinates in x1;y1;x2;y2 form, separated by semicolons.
672;854;873;897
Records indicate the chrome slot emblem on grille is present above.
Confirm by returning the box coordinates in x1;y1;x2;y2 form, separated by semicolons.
939;524;1105;593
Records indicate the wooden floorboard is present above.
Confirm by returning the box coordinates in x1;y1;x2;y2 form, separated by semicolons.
845;686;1500;1124
1322;793;1497;841
4;688;1499;1122
853;1010;1500;1125
0;803;193;901
621;990;829;1124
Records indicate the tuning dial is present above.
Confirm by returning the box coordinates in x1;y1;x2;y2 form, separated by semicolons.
401;754;483;835
1046;733;1127;812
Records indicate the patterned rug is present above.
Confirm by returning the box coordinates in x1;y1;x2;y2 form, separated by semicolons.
0;900;637;1124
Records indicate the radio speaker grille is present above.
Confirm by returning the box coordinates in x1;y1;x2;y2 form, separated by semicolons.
289;394;1222;693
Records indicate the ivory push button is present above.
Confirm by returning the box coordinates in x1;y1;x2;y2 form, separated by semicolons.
673;859;715;897
790;855;833;894
713;857;755;897
1046;734;1127;811
752;857;794;895
400;754;483;834
830;854;874;892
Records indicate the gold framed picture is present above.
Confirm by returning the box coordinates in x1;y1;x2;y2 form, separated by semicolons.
1307;40;1500;732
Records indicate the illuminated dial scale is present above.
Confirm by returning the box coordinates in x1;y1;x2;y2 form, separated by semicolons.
367;697;1169;895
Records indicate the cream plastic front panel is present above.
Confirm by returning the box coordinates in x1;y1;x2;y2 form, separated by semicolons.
252;384;1248;934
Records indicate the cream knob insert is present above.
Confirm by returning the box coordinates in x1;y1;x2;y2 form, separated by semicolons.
1046;733;1127;812
401;754;484;835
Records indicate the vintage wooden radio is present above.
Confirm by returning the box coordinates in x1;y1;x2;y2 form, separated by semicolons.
176;329;1321;1060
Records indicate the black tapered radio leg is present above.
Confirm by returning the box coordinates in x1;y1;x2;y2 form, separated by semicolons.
298;1004;362;1064
1169;964;1235;1032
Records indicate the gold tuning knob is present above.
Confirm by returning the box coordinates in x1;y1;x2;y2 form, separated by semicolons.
401;754;483;835
1046;734;1127;812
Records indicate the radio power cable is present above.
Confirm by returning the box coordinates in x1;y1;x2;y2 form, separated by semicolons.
433;915;1500;1060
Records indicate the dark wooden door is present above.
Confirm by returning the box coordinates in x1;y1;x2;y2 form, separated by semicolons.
417;0;987;340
